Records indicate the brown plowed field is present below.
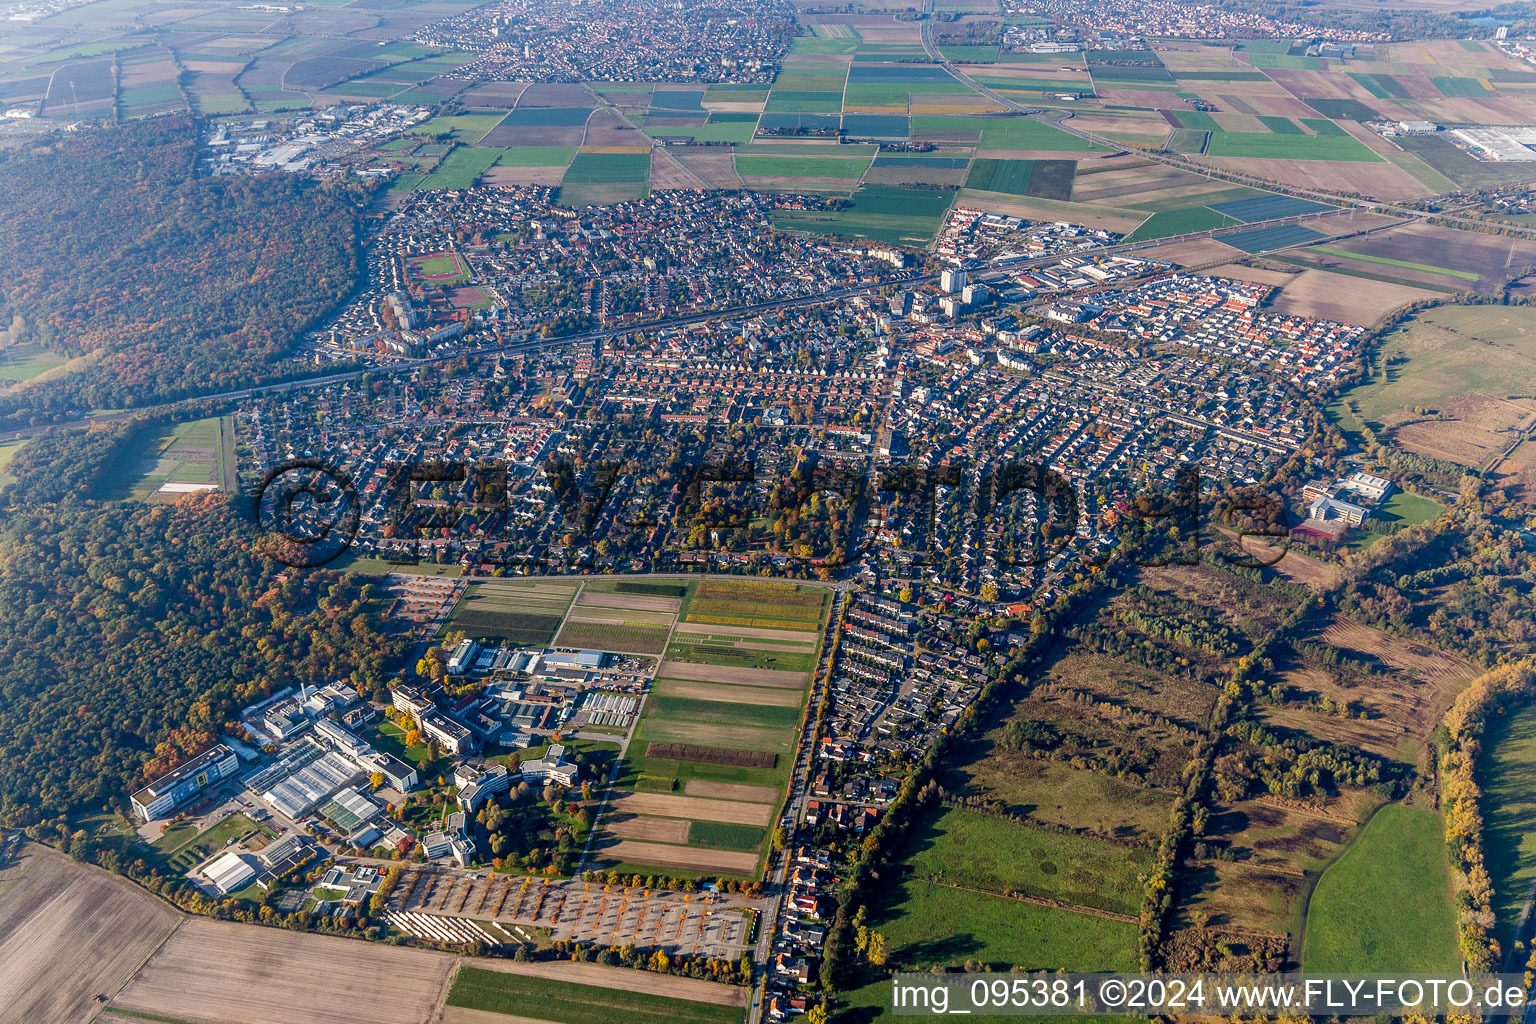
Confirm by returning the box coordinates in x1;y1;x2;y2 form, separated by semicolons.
605;815;692;843
610;792;774;825
599;840;759;874
659;660;807;688
685;780;782;803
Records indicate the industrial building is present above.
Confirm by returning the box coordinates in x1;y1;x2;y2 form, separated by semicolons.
131;744;242;821
204;850;258;895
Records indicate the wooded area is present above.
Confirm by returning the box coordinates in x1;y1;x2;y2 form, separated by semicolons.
0;116;368;429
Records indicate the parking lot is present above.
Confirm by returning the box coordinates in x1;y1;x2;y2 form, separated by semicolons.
392;868;751;957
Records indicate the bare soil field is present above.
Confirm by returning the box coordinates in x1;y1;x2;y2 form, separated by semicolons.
650;150;704;189
657;678;804;707
1136;237;1243;267
659;660;808;688
578;591;682;613
468;957;749;1005
115;917;454;1024
605;814;692;843
668;147;745;188
1328;222;1536;293
461;82;528;106
583;110;651;148
1267;267;1441;323
684;779;782;803
1198;155;1431;200
610;791;775;825
598;840;759;874
0;843;181;1024
673;622;814;643
519;83;595;107
485;166;566;187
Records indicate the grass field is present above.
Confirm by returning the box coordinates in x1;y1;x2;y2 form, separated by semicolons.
0;342;66;383
412;112;506;142
559;150;650;206
448;967;741;1024
417;147;503;190
1125;205;1237;241
1482;705;1536;952
495;146;577;167
0;438;28;486
978;117;1106;151
904;805;1152;916
1301;805;1459;973
875;882;1140;971
771;184;953;244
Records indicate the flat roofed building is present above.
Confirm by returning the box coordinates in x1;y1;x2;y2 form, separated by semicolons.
456;761;511;812
392;684;435;720
421;711;475;755
131;744;241;821
520;742;579;787
365;752;419;792
448;638;480;675
204;850;257;894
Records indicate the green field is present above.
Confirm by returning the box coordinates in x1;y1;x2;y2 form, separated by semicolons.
495;146;578;167
964;158;1075;200
416;253;465;276
876;882;1140;972
904;805;1153;916
447;967;742;1024
978;117;1106;151
1125;205;1237;241
555;620;671;654
559;151;651;206
418;147;503;190
412;112;507;143
446;580;577;644
688;821;768;850
0;341;67;382
735;154;872;179
1301;804;1460;973
771;184;953;244
650;696;802;730
1483;705;1536;952
1205;131;1381;162
152;812;273;873
0;438;28;486
110;416;227;501
1308;245;1480;281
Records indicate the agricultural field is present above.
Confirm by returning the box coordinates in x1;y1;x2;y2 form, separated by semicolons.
0;842;181;1024
770;184;954;244
113;917;456;1024
1326;303;1536;468
590;580;829;877
446;578;579;645
1300;805;1460;973
446;965;742;1024
559;150;651;206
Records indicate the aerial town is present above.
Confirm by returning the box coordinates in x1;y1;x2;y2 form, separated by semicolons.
5;0;1536;1024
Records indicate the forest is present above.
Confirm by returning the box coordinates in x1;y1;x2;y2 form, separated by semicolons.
0;492;404;826
0;116;368;430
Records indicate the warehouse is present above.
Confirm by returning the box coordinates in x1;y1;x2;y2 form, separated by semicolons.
203;851;257;895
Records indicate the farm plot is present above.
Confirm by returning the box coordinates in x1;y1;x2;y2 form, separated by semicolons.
446;965;743;1024
610;791;774;827
445;579;577;645
0;843;181;1024
963;157;1075;199
554;619;672;655
1316;222;1536;294
113;917;456;1024
770;183;952;244
558;150;651;207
